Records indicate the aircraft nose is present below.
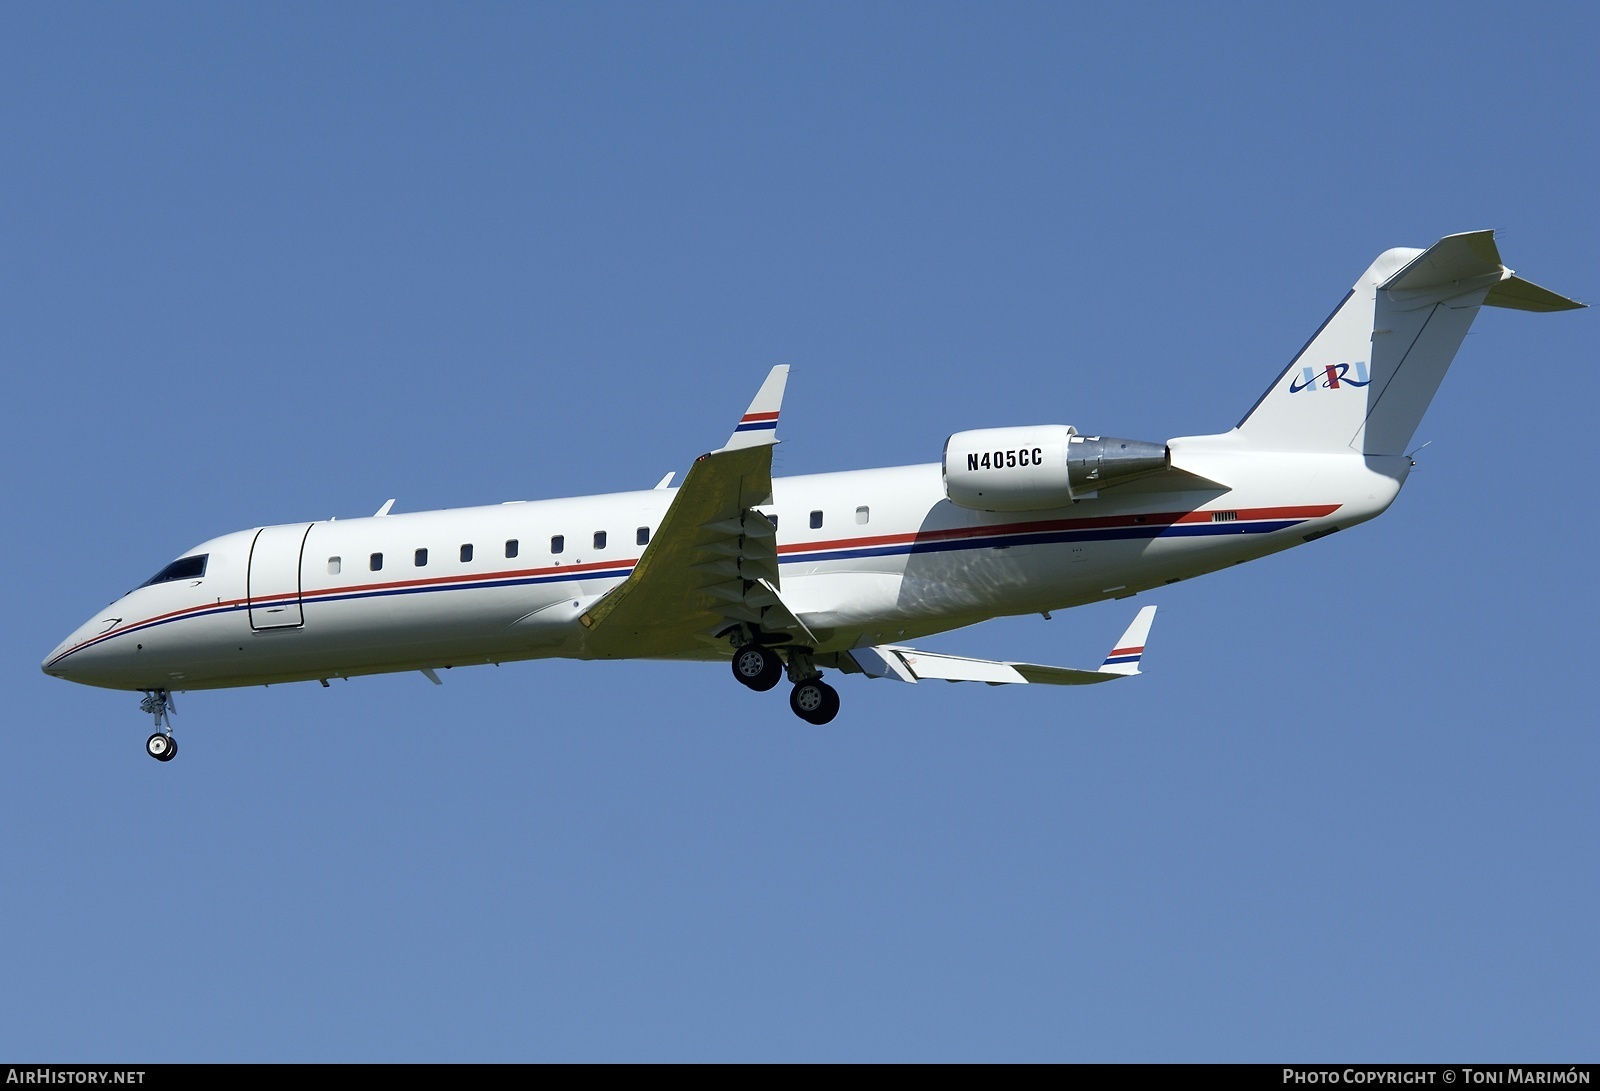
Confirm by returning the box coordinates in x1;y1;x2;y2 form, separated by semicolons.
42;613;122;686
41;642;67;675
42;630;89;680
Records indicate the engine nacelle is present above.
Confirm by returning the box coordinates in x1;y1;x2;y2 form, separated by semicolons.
943;425;1169;511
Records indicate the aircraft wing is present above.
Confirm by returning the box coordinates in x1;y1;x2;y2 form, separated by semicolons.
578;366;803;657
849;605;1157;685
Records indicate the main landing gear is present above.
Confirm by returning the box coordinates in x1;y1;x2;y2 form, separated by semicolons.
788;676;840;725
731;643;783;692
729;640;840;725
139;689;178;762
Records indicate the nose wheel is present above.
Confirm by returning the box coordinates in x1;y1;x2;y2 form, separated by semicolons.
138;689;179;762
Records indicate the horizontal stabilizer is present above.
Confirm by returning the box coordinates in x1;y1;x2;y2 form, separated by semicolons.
1381;230;1585;311
1483;275;1585;312
851;605;1156;686
1380;229;1504;294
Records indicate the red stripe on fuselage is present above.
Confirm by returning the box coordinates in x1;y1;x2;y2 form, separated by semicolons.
48;557;643;664
1171;504;1337;525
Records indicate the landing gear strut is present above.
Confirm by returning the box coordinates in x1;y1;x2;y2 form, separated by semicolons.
139;690;178;762
728;636;844;723
783;648;839;724
782;647;841;724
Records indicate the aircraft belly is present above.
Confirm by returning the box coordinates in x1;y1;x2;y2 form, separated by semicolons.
781;570;904;631
283;583;576;677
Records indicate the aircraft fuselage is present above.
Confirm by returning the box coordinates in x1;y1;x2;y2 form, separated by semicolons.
42;450;1403;692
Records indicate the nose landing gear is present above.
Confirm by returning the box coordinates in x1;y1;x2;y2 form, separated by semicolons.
139;690;178;762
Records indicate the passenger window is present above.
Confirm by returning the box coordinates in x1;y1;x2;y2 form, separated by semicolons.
460;544;473;563
551;535;564;555
505;539;519;559
370;553;383;572
855;506;870;525
810;510;823;529
327;557;341;575
767;514;779;529
414;548;428;567
593;531;607;550
636;527;650;546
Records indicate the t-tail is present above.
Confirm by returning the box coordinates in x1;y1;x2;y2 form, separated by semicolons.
1230;230;1582;456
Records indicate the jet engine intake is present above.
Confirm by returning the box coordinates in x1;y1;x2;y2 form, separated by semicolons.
943;425;1169;511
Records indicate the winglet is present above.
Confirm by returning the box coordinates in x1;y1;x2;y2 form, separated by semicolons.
1099;605;1157;676
719;365;790;451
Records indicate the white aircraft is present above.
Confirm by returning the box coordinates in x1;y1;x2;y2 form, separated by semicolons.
43;230;1581;760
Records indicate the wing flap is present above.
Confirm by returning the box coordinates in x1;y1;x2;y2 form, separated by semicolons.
893;649;1027;684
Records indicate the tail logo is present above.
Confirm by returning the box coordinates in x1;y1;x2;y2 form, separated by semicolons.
1290;361;1370;394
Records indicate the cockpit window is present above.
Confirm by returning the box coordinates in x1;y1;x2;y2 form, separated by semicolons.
143;554;208;587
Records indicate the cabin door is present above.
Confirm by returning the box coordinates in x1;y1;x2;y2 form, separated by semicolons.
247;523;313;630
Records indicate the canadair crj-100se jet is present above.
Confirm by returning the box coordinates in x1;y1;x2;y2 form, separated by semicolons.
43;231;1582;760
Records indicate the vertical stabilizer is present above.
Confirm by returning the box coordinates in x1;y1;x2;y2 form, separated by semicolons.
1232;231;1580;456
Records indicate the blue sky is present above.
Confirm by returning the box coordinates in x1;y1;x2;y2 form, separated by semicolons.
2;3;1594;1061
